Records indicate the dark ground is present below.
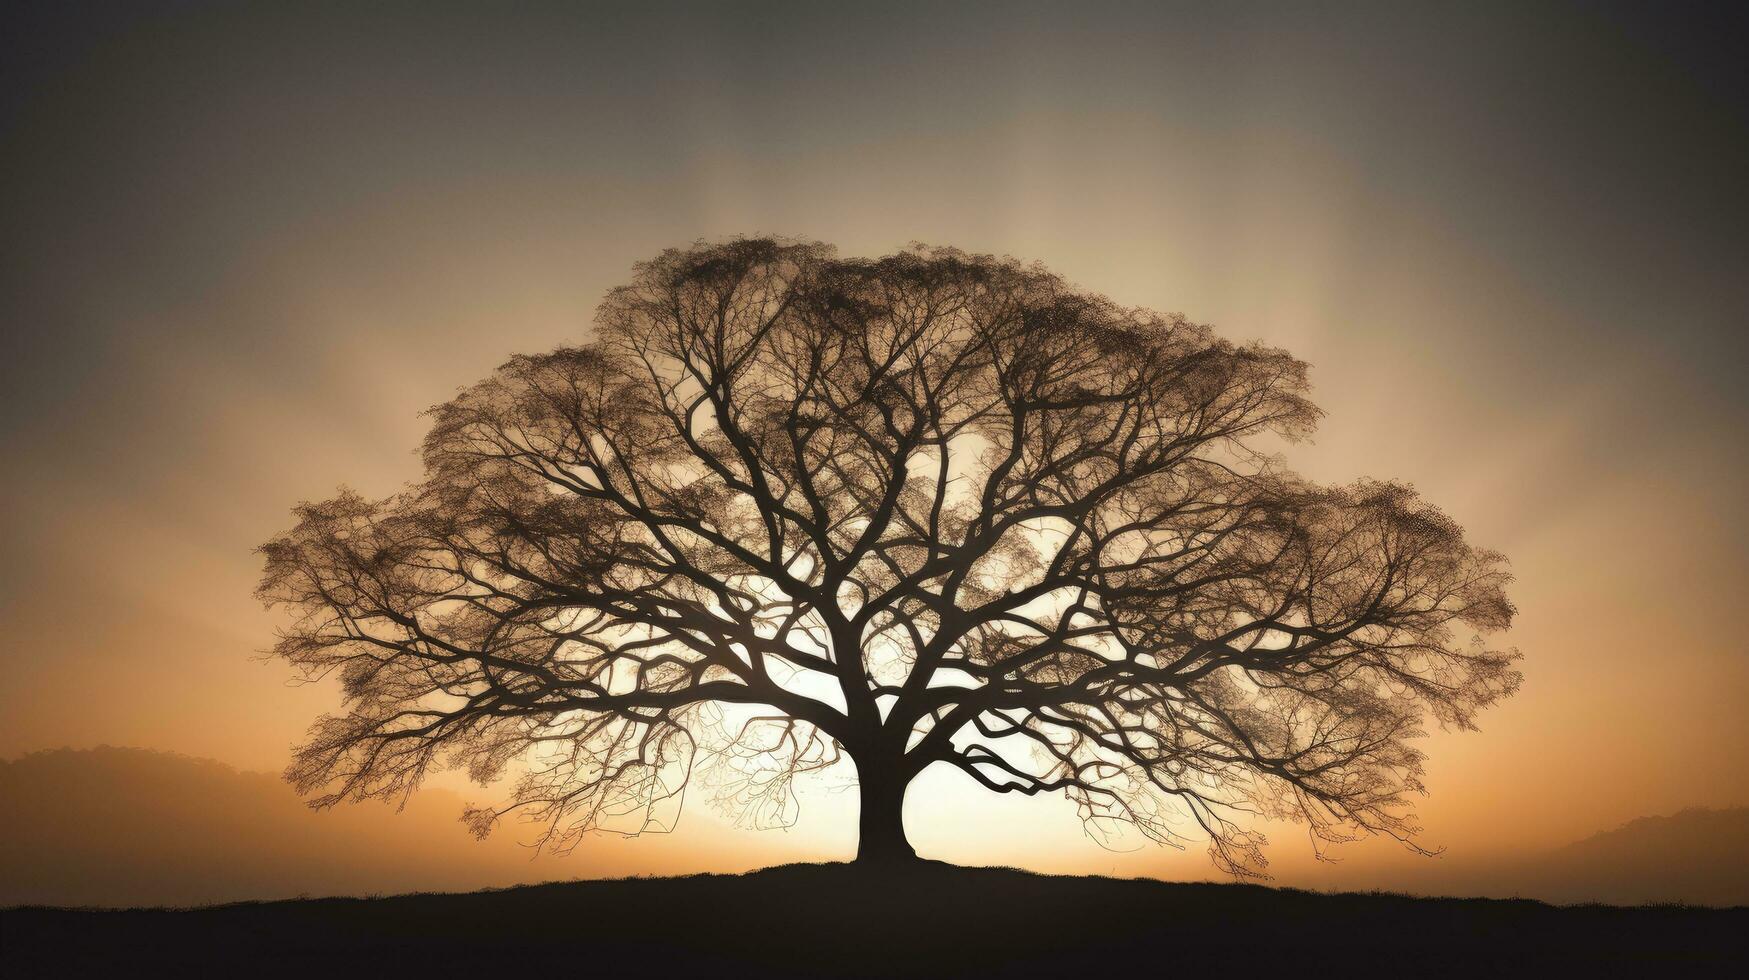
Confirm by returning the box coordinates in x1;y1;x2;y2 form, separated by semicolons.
3;861;1744;978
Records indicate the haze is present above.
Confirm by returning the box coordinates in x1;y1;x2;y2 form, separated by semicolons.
2;1;1744;904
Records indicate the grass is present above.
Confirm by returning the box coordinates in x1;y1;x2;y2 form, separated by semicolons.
4;860;1744;977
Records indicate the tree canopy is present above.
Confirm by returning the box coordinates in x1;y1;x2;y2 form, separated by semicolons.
259;239;1519;869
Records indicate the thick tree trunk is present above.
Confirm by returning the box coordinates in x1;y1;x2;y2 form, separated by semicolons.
854;755;917;864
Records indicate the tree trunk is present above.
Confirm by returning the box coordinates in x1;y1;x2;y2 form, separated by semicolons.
854;754;917;865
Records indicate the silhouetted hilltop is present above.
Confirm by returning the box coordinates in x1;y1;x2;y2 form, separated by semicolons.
4;747;1745;911
4;862;1744;978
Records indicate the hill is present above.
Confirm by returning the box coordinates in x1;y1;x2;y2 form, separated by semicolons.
4;746;1746;910
4;862;1744;978
0;746;553;906
1526;807;1749;906
0;746;796;907
1268;806;1749;907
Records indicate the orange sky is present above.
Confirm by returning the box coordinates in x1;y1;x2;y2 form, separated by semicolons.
2;2;1745;890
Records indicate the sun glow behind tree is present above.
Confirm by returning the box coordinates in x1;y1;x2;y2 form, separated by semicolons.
259;238;1519;870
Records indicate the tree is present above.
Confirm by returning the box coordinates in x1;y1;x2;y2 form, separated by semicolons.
258;239;1520;869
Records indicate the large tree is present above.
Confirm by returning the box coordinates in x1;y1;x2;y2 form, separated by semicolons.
259;239;1519;868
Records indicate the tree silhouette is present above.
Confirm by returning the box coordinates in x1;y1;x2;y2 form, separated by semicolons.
259;239;1519;868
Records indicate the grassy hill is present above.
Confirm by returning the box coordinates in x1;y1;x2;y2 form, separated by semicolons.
4;862;1743;978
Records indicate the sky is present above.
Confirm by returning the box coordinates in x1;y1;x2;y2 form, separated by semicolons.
2;1;1746;894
